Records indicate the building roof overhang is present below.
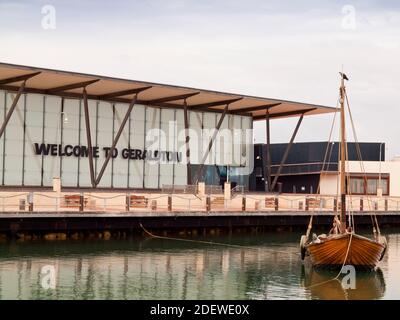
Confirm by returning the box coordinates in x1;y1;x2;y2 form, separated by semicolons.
0;62;338;119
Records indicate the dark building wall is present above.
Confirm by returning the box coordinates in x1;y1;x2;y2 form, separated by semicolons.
249;141;384;193
268;142;384;164
274;174;320;194
249;170;320;193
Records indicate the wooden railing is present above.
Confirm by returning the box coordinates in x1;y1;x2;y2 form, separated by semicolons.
1;191;400;213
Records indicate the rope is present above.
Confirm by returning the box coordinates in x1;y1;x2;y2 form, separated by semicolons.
304;96;339;236
139;223;300;256
344;134;356;232
140;223;352;291
345;90;381;236
0;193;29;199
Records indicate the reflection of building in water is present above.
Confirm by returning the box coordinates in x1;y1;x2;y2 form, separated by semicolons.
386;233;400;298
221;250;230;277
195;254;204;280
0;243;303;300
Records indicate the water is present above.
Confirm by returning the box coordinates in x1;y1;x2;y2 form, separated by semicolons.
0;229;399;300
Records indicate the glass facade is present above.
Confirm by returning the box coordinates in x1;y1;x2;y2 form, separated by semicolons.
0;90;252;189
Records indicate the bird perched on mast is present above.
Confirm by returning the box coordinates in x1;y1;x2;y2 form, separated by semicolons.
339;72;349;81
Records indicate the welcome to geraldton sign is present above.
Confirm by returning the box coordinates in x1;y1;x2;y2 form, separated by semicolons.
33;143;182;162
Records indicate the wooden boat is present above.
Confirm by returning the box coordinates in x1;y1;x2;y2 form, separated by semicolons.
300;73;387;269
306;233;386;268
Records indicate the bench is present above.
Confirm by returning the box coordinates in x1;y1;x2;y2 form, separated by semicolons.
62;195;88;208
211;196;224;204
265;197;278;210
306;198;321;210
129;195;148;208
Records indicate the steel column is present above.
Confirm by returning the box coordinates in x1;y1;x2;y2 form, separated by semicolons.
95;94;138;186
111;104;116;188
40;96;46;186
0;81;26;139
142;106;147;189
22;92;27;186
83;88;96;188
265;108;272;192
77;100;82;187
183;98;192;184
127;102;132;189
194;103;230;183
157;108;162;188
59;98;65;178
270;114;304;191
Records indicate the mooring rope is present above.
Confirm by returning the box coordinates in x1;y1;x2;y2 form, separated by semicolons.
140;222;355;292
139;223;300;256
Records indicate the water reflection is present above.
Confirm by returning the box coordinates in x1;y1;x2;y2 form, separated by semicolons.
0;230;398;300
301;266;386;300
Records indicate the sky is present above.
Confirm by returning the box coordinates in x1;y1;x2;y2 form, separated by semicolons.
0;0;399;158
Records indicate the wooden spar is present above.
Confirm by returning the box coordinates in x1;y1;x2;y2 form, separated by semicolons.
270;114;304;191
0;72;41;85
47;79;100;93
339;74;347;233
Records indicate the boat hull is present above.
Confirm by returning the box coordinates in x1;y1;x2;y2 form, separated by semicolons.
306;233;385;269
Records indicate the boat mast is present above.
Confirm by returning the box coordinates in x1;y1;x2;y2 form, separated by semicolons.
339;73;347;233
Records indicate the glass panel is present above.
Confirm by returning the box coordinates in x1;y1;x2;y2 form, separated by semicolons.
378;179;389;195
350;178;364;194
367;178;378;195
